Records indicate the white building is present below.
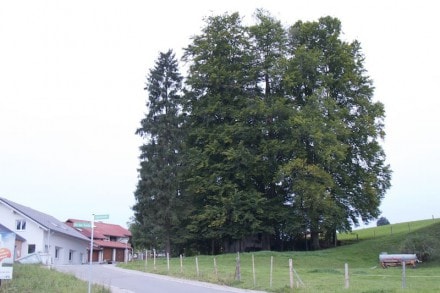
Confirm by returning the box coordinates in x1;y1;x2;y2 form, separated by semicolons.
0;197;89;265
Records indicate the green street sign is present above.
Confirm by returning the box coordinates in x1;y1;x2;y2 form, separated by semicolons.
94;214;109;220
73;222;92;228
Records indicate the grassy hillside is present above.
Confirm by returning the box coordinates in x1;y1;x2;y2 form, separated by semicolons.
339;218;439;242
120;219;440;292
337;218;440;265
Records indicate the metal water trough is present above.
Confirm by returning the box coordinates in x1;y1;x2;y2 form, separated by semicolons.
379;253;418;268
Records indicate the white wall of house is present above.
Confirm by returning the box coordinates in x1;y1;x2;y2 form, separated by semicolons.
117;237;129;243
0;202;88;265
48;232;88;265
0;203;45;259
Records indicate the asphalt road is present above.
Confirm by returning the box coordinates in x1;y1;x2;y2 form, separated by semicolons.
54;264;266;293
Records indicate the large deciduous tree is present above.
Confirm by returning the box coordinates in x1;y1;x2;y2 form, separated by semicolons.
247;10;296;249
132;50;187;255
132;12;391;253
182;13;269;253
281;16;391;249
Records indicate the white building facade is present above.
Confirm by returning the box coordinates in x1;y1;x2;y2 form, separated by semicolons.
0;197;89;265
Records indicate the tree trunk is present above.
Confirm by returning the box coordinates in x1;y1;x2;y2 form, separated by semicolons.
262;233;271;250
310;231;320;250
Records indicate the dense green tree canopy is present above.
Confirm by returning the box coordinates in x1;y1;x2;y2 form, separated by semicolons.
182;13;269;252
133;11;391;253
280;16;391;248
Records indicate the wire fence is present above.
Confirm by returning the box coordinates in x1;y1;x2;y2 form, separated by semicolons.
340;219;440;243
123;252;440;292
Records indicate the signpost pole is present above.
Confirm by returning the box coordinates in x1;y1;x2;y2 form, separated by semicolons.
88;215;95;293
86;214;108;293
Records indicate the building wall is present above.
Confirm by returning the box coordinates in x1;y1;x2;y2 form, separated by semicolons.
0;203;45;259
0;202;89;265
48;232;88;265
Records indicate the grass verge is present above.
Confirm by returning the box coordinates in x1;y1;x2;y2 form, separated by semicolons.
0;264;110;293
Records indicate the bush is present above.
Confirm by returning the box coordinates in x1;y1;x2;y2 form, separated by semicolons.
376;217;390;226
400;233;439;262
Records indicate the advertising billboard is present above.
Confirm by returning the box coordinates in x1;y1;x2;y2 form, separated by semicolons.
0;228;15;280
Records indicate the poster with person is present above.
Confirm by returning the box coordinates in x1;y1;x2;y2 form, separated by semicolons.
0;226;15;280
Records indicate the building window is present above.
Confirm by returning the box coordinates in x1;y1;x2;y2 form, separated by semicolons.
55;247;61;259
69;250;74;261
16;219;26;230
28;244;36;254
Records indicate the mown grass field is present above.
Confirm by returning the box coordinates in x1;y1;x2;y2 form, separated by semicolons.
0;264;110;293
119;218;440;292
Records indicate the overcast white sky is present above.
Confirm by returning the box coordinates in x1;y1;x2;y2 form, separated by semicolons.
1;0;438;229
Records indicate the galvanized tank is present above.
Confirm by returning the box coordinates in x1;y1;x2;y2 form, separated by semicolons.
379;253;417;262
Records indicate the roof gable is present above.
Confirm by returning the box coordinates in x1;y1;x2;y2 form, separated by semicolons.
0;197;89;242
95;222;132;237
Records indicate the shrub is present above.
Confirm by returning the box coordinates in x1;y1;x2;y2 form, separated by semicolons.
376;217;390;226
400;233;439;262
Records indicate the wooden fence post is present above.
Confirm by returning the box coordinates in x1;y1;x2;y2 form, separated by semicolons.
235;252;241;281
344;263;349;289
402;261;406;288
289;258;294;289
270;255;273;288
214;257;218;280
195;256;199;277
252;254;256;287
180;254;183;273
213;257;218;279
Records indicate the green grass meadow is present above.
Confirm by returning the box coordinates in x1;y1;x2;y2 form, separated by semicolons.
0;264;110;293
119;218;440;292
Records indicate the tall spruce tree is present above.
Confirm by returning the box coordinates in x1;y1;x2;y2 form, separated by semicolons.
133;50;186;255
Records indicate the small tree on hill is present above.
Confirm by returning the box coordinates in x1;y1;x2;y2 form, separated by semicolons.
376;216;390;226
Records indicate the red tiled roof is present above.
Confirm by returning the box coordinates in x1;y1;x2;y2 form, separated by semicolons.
66;219;131;239
95;221;132;237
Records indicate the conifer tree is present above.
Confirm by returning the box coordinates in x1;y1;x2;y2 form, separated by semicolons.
133;50;187;255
